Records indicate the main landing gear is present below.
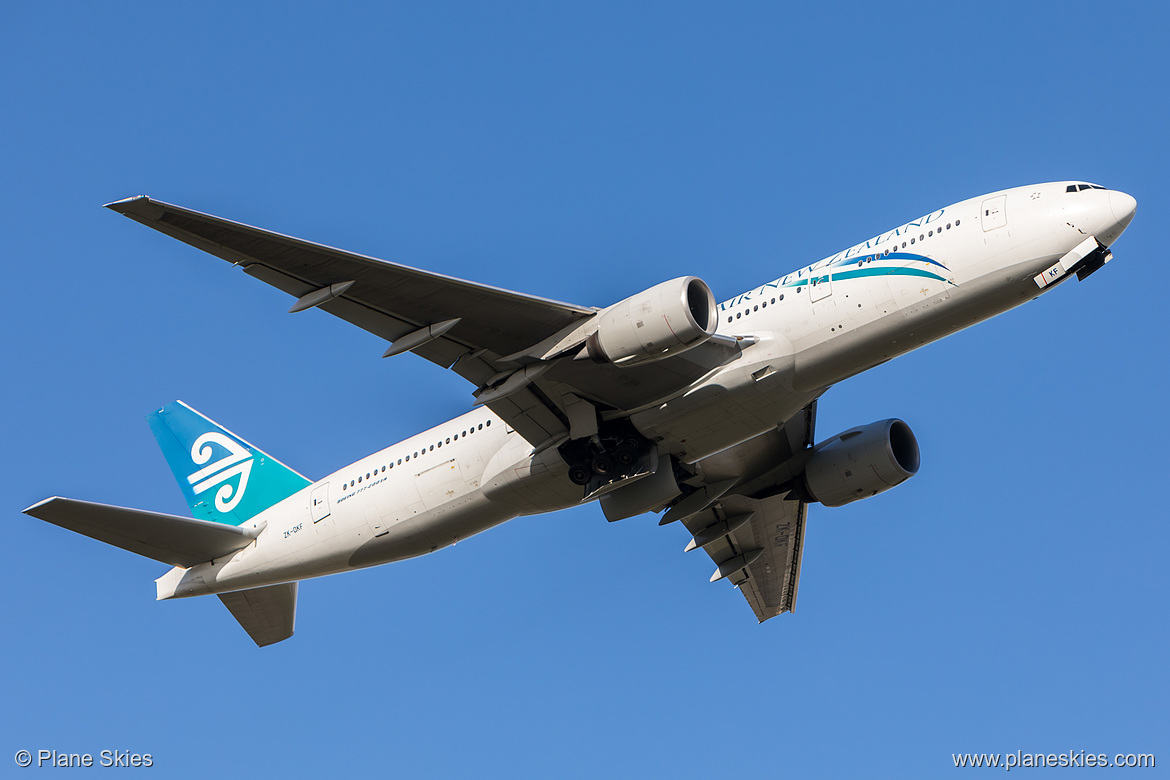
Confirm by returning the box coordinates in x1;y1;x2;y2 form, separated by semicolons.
559;419;653;491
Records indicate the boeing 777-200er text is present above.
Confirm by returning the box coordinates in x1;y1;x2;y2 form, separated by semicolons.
24;182;1136;646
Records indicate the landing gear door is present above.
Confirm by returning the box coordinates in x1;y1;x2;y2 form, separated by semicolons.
981;195;1007;231
310;483;331;523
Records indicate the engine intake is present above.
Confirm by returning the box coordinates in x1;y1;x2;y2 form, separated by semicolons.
585;277;717;366
804;419;920;507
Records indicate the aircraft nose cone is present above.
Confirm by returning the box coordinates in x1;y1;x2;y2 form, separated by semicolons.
1109;190;1137;230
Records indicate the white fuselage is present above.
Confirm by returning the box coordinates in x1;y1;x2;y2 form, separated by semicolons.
156;181;1135;600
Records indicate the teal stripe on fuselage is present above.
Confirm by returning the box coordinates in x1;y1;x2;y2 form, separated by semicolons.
832;266;951;284
836;252;951;271
784;265;950;287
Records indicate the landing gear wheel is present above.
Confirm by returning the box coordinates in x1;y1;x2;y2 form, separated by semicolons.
568;464;592;485
591;455;614;476
614;445;638;468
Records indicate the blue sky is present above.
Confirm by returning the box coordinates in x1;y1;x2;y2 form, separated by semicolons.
3;2;1167;776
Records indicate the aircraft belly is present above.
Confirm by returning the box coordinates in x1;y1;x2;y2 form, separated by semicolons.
348;490;516;568
481;435;581;514
631;353;809;465
793;307;926;392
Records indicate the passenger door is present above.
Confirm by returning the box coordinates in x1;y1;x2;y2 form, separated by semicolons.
809;267;832;303
981;195;1007;231
310;483;331;523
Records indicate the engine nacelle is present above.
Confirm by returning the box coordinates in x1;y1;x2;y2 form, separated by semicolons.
804;419;920;507
585;276;717;366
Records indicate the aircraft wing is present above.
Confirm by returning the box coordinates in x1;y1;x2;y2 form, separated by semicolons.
107;197;741;445
682;493;808;621
674;402;816;621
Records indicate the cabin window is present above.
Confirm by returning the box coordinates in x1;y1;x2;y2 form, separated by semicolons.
486;420;491;426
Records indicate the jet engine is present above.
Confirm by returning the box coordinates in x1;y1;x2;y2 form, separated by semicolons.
584;276;717;366
804;419;920;507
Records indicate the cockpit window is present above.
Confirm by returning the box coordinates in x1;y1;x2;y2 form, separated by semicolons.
1069;183;1107;192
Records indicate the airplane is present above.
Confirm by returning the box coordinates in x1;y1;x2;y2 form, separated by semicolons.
23;181;1136;646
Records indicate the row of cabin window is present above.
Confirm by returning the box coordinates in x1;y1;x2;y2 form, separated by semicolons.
345;420;492;488
725;219;962;323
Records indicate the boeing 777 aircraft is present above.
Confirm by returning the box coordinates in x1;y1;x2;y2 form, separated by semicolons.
24;182;1136;645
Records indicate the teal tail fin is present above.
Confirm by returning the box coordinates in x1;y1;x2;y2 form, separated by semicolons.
147;401;311;526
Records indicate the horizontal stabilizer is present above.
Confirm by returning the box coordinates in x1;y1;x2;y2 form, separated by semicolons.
23;497;258;568
219;583;297;647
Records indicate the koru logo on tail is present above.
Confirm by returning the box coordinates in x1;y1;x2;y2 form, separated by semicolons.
187;432;253;513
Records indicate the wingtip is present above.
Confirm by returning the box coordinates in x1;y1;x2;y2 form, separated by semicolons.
103;195;150;211
23;496;61;515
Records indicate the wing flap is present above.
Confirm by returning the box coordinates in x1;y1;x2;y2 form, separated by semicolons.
683;494;807;621
734;495;807;620
218;582;297;647
23;497;256;568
